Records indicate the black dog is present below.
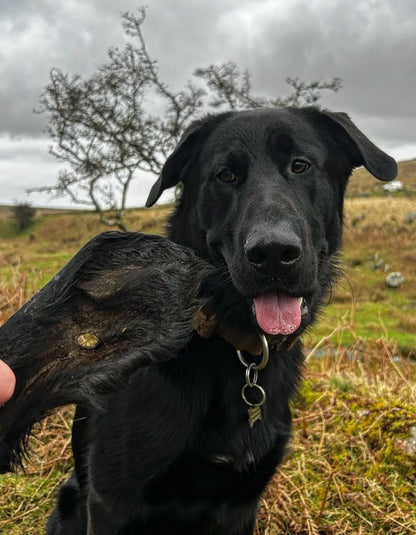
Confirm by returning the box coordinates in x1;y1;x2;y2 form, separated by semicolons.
46;107;396;534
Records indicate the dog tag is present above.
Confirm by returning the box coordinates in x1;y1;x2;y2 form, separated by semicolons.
248;406;262;428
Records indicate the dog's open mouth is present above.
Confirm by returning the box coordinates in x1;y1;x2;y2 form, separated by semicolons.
252;292;308;336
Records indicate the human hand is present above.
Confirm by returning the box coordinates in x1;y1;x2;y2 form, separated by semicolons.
0;359;15;404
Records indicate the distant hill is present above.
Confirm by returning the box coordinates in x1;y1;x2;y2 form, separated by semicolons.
0;205;90;220
1;159;414;219
348;158;416;197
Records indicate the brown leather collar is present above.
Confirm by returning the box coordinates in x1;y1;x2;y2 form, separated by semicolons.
193;304;300;355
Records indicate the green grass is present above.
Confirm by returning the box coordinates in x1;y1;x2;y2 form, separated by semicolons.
304;195;416;355
256;363;416;534
309;300;416;355
0;408;75;534
0;468;69;533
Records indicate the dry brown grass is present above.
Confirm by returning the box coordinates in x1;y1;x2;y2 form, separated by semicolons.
348;158;416;196
0;409;74;534
254;337;416;535
0;269;46;325
33;205;172;250
2;335;414;534
343;197;416;299
1;195;415;533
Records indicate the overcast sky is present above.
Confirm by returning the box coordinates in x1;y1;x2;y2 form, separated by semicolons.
1;0;415;208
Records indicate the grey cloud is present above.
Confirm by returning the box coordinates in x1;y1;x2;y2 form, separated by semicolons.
0;0;129;136
0;0;415;207
2;0;415;134
249;0;416;117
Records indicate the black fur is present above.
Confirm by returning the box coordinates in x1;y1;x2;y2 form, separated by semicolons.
3;106;397;534
0;232;212;471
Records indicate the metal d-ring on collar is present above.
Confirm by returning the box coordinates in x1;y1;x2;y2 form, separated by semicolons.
236;333;270;428
236;333;269;370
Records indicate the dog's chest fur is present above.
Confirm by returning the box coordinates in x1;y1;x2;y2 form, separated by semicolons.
131;335;303;504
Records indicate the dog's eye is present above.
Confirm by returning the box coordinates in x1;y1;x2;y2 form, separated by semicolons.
217;168;236;183
291;160;310;174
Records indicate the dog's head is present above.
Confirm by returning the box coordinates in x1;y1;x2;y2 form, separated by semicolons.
147;107;397;345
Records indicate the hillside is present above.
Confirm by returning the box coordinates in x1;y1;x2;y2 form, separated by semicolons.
348;158;416;196
0;185;415;534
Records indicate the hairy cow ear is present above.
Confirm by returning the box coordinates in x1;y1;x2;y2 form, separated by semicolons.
146;117;213;207
322;110;397;181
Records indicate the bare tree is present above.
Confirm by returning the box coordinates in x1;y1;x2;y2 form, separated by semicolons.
194;63;341;110
33;8;341;230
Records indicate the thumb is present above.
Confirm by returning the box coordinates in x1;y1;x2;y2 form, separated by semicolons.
0;359;16;405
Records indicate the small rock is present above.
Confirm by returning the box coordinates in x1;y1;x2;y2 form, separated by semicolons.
352;213;366;226
405;211;416;223
383;180;403;193
371;254;384;271
386;272;404;288
396;427;416;456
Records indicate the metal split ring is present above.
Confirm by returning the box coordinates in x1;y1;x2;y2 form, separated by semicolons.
245;363;258;386
241;383;267;407
236;333;269;370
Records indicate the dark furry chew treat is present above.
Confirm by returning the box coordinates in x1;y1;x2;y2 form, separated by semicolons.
0;231;212;471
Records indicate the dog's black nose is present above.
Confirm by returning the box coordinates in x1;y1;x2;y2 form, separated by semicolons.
245;227;302;275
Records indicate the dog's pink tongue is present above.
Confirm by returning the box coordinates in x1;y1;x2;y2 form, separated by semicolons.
253;292;301;335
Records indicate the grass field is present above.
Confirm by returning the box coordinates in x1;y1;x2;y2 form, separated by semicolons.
0;161;415;533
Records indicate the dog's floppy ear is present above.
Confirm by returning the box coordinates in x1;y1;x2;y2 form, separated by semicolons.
322;110;397;181
146;118;210;207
